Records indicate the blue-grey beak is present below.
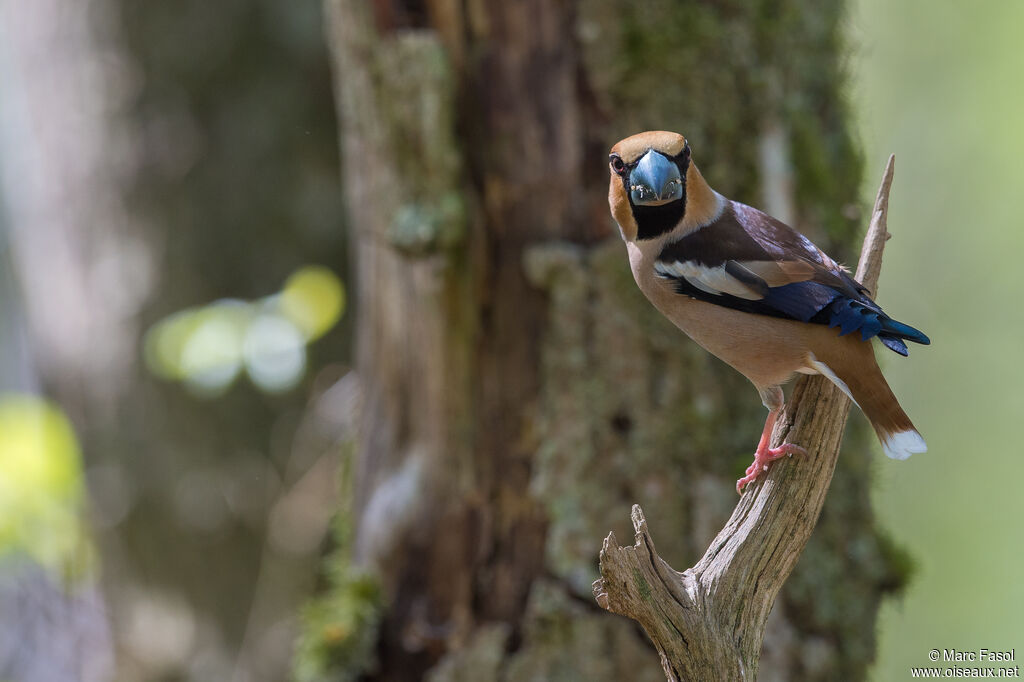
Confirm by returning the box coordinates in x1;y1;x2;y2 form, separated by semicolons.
629;150;684;206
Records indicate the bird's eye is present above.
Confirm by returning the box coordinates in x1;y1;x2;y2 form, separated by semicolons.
610;155;626;174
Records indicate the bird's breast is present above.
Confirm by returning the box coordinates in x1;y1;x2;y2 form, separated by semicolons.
628;244;818;388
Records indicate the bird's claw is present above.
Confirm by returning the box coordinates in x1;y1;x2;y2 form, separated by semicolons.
736;443;807;494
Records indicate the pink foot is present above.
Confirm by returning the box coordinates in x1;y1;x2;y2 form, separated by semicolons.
736;443;807;494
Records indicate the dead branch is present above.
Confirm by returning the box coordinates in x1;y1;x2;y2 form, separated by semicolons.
593;156;897;681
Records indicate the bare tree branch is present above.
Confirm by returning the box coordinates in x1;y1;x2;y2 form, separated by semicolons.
593;156;898;681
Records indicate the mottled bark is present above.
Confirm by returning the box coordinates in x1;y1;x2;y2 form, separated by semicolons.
311;1;909;680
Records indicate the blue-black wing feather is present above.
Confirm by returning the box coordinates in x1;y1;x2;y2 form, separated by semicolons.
658;202;930;354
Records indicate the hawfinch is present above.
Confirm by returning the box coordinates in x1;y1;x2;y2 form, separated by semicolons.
607;131;929;493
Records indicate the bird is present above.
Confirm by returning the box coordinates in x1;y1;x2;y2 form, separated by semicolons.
607;130;929;494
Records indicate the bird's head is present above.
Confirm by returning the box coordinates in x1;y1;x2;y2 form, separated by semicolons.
608;131;716;242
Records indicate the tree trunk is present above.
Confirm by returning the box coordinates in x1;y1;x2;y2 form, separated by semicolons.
308;1;910;680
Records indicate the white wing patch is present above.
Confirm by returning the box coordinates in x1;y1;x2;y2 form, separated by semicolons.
654;260;764;300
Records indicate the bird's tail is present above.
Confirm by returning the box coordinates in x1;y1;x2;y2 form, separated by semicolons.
814;346;927;460
877;317;931;357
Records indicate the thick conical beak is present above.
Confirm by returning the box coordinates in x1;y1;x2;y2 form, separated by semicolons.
629;150;683;206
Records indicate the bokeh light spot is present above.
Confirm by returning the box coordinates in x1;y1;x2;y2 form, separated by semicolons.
279;265;345;341
144;308;203;381
179;301;249;396
0;394;90;573
143;268;344;396
243;315;307;393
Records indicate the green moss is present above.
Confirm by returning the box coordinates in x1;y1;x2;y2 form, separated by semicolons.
293;564;383;682
293;439;384;682
634;570;652;602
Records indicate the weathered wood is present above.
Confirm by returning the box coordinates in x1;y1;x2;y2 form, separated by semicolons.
594;157;898;681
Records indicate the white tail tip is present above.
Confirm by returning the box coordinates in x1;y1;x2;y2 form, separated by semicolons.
882;430;927;460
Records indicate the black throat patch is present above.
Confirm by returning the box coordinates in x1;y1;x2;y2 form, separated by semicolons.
627;147;690;240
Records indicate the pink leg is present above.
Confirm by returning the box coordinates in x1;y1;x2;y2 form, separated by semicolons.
735;400;807;494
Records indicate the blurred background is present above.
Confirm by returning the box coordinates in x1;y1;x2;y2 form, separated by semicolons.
0;1;1019;681
0;1;350;680
851;0;1024;678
